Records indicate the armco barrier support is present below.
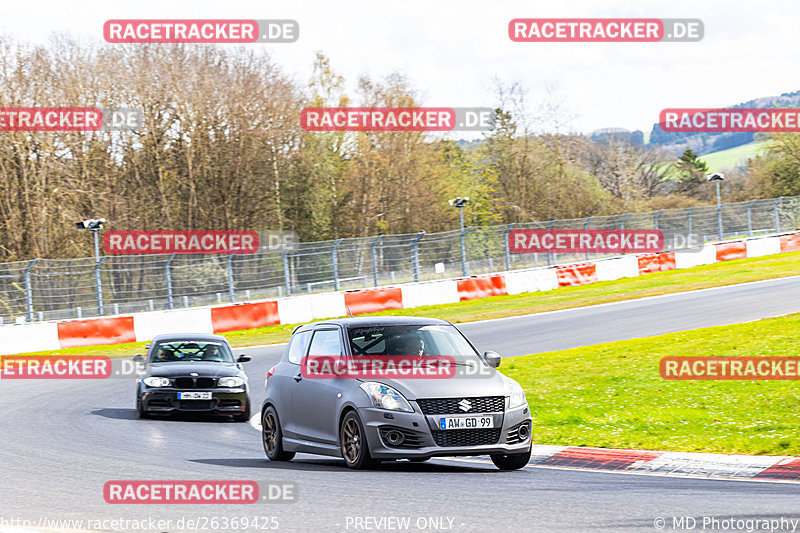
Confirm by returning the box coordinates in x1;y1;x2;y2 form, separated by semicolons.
746;236;781;258
456;275;507;301
132;308;214;342
210;302;279;333
780;233;800;253
401;280;459;308
57;316;136;348
715;241;747;262
556;263;598;287
344;287;404;316
504;268;560;295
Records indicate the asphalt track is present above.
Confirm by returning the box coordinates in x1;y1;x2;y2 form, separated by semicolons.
2;276;800;533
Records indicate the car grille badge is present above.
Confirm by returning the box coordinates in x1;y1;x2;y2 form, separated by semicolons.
458;399;472;412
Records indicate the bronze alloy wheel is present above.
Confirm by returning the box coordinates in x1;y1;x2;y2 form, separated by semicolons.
340;411;378;469
262;406;295;462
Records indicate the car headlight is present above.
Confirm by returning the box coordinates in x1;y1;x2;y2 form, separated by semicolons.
508;379;527;409
143;376;171;387
359;382;414;412
218;376;245;388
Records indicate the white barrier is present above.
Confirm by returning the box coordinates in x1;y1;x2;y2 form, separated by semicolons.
401;280;459;308
132;308;213;342
595;256;640;281
0;322;60;355
277;295;315;325
746;236;781;258
504;268;559;295
674;244;717;269
310;291;347;319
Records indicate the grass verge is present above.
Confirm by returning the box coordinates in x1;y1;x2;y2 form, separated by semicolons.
10;250;800;358
502;312;800;456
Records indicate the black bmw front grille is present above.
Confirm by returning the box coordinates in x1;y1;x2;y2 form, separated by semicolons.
432;428;501;447
173;377;216;389
416;396;505;415
178;400;214;410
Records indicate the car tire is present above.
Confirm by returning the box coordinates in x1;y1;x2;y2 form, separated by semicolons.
262;406;295;461
136;396;149;419
490;449;532;471
233;399;251;423
339;411;379;470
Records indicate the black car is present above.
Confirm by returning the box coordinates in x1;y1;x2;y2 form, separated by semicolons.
134;333;251;421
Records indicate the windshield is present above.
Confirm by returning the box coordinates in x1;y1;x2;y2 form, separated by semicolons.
347;325;481;362
149;341;235;364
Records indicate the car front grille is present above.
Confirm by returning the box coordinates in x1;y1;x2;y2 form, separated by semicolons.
178;400;215;410
432;428;502;447
416;396;505;415
173;377;216;389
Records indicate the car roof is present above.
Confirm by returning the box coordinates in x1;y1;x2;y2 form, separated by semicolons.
296;316;453;332
150;333;230;344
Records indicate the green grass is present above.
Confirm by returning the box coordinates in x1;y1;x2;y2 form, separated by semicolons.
10;250;800;358
700;141;769;173
501;312;800;456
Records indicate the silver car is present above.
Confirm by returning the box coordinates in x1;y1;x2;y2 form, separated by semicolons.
261;317;532;470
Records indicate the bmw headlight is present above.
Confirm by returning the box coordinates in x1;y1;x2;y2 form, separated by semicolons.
359;382;413;412
143;376;171;387
508;378;527;409
218;376;245;388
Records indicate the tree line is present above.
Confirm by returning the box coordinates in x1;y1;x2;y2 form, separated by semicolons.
0;38;795;261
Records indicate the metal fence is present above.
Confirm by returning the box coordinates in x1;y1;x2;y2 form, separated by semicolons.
1;196;798;325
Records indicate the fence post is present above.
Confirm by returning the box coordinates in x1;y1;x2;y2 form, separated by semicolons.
332;238;343;291
95;256;106;316
503;223;515;271
165;254;175;310
24;258;38;322
227;254;235;303
412;231;425;283
718;203;726;240
546;220;557;266
371;235;384;287
460;227;470;277
746;199;756;237
619;212;631;230
775;197;783;232
653;210;663;231
583;216;594;261
282;251;292;297
686;206;696;236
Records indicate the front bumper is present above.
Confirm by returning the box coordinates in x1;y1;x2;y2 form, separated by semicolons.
359;402;532;459
141;388;248;414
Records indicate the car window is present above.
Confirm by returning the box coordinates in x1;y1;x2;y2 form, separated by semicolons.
149;341;235;363
287;330;313;364
308;329;343;356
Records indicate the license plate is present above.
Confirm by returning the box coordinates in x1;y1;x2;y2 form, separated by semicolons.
439;416;494;430
178;391;212;400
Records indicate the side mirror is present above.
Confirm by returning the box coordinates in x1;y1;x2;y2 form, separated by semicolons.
132;354;144;363
237;355;251;363
483;351;501;368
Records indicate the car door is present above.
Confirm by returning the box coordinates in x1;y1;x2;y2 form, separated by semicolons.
291;327;346;445
276;329;313;438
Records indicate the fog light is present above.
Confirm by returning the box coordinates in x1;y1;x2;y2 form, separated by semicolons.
518;423;530;441
385;430;405;446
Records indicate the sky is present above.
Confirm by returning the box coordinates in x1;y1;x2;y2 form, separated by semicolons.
2;0;799;136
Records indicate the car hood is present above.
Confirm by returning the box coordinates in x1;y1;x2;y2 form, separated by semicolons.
146;362;243;378
362;369;511;400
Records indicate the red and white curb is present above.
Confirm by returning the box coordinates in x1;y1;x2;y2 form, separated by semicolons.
483;444;800;482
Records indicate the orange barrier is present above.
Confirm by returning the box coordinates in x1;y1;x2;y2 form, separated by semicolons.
556;263;598;287
343;287;404;315
637;252;676;274
456;275;508;301
211;301;279;333
780;233;800;253
57;316;136;348
715;241;747;262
